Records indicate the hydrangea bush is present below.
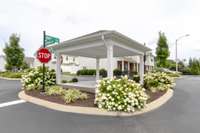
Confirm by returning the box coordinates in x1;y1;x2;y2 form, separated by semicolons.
95;76;148;112
21;67;56;91
144;72;175;92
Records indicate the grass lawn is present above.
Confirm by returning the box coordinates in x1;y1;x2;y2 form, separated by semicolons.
0;71;24;78
62;72;76;76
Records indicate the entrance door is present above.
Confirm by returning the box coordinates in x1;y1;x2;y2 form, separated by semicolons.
124;61;128;71
117;61;122;70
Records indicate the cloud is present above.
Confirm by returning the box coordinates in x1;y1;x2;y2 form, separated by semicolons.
0;0;199;61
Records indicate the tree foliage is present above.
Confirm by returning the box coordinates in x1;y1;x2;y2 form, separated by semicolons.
3;34;25;71
156;32;170;67
166;59;185;71
188;58;200;75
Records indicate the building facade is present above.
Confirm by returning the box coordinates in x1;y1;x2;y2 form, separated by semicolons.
34;52;154;74
0;55;6;71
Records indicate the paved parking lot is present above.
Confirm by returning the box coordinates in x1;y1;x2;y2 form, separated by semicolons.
0;76;200;133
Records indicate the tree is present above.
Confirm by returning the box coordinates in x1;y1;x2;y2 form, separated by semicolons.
189;58;200;75
21;62;30;70
166;59;186;71
156;32;170;67
188;58;193;67
166;59;176;70
3;34;25;71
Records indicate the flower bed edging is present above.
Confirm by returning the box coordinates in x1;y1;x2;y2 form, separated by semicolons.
0;76;21;81
18;89;173;117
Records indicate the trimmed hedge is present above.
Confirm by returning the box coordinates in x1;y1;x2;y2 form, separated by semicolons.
76;68;138;78
113;69;122;77
77;69;96;76
76;68;107;77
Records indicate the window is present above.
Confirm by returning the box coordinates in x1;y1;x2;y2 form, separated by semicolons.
151;57;154;62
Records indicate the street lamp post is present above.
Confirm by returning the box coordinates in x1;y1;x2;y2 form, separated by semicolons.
175;34;190;72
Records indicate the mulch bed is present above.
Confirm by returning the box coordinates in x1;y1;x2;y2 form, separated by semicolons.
25;90;96;107
146;90;166;103
25;89;166;108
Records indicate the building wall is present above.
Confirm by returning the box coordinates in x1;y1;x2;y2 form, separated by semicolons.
76;57;118;71
0;56;6;71
34;55;80;74
33;52;155;74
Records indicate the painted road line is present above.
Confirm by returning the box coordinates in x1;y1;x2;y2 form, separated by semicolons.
0;100;26;108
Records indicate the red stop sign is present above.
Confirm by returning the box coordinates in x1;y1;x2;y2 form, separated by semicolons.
37;48;52;63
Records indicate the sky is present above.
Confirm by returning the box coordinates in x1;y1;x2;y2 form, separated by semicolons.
0;0;200;61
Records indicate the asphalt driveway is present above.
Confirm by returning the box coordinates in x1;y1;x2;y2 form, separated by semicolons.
0;76;200;133
0;79;21;103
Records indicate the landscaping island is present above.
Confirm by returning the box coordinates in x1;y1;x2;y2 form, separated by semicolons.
24;89;166;108
19;67;178;116
19;89;173;116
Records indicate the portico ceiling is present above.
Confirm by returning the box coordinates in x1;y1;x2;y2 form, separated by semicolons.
48;30;151;58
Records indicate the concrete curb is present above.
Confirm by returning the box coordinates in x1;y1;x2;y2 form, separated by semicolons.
0;77;21;81
18;89;173;117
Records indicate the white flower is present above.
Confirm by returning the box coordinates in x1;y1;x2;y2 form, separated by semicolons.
95;76;148;112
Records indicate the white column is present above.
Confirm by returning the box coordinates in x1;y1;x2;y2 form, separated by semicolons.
56;52;61;84
139;55;144;85
136;63;139;73
128;61;130;71
122;60;124;71
106;44;114;78
96;58;100;81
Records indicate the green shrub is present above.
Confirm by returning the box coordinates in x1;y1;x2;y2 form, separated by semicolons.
71;77;78;82
45;86;64;96
76;68;107;77
62;89;88;103
76;69;96;75
154;68;181;78
95;76;148;112
181;67;192;75
62;80;68;83
133;75;140;83
187;58;200;75
167;72;181;77
21;67;56;91
144;72;175;92
113;68;122;77
100;69;107;77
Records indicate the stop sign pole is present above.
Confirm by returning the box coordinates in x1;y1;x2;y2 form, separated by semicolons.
36;31;54;93
42;31;46;93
